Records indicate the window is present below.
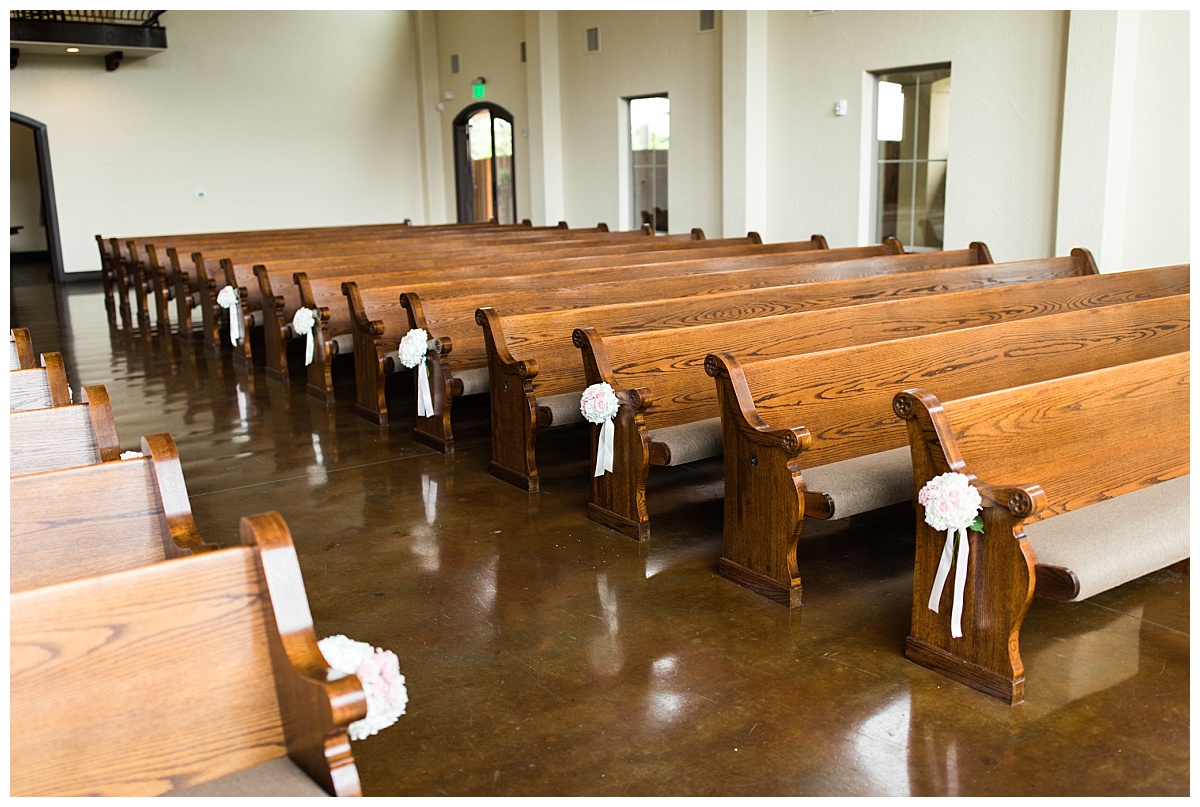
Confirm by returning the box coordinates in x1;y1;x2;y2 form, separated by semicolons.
629;96;669;232
873;65;950;250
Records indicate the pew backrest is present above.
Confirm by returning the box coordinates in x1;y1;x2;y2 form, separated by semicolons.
10;351;72;411
10;511;366;797
10;384;122;476
10;432;218;593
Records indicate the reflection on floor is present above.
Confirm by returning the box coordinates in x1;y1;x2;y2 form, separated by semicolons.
10;273;1190;797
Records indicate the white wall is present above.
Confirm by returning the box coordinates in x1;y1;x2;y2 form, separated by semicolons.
556;11;724;235
10;122;47;252
9;11;426;273
1121;11;1190;270
764;10;1069;260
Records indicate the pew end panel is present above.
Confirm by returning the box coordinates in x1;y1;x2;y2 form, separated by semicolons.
893;388;1038;705
344;280;392;427
574;326;656;540
124;238;153;328
222;258;257;370
144;243;173;333
705;351;815;607
403;292;460;453
241;512;367;796
168;247;198;338
255;263;291;382
192;251;224;353
95;234;116;311
478;305;543;491
296;271;340;405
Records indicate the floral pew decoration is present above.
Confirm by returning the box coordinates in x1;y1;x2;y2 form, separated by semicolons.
581;382;620;477
292;307;320;367
318;635;409;741
918;472;984;639
217;285;244;346
399;327;437;418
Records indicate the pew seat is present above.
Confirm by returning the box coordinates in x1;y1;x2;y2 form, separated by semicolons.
895;351;1189;704
10;512;366;797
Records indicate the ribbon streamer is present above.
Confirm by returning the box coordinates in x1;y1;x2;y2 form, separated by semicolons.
230;302;243;346
927;526;970;638
593;417;615;477
304;328;315;366
415;358;435;418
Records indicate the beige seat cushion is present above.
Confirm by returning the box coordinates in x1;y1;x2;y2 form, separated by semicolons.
1025;475;1190;602
455;367;490;396
539;391;584;427
174;756;330;797
649;417;723;467
803;447;914;520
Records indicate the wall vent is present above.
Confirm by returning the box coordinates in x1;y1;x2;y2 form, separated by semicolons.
450;53;459;74
585;27;600;53
699;11;715;32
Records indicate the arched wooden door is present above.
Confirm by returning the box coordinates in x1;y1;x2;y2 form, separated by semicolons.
453;103;516;224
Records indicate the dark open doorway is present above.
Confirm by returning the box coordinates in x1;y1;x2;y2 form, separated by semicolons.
453;103;516;224
10;112;66;282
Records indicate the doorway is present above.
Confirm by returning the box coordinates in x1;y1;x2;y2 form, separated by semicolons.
453;103;516;224
10;112;65;282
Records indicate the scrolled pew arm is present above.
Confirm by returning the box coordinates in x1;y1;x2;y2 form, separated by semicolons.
241;512;368;797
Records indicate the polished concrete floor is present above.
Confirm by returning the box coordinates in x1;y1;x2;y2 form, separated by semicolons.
10;269;1191;797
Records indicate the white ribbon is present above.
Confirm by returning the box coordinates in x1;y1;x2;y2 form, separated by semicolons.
593;417;615;477
292;308;317;366
230;302;243;346
218;286;242;346
927;526;970;638
416;358;435;418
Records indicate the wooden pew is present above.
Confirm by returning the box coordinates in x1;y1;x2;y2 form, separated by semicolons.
10;326;36;369
353;240;923;437
225;229;719;375
894;351;1189;705
11;432;219;592
10;351;72;410
124;220;600;331
485;251;1107;492
10;384;122;476
572;263;1189;537
702;293;1190;607
105;218;542;327
10;511;367;796
178;225;648;349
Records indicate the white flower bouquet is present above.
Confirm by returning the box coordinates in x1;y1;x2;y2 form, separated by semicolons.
917;472;984;638
580;382;620;477
292;307;318;366
318;635;408;741
398;328;434;417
